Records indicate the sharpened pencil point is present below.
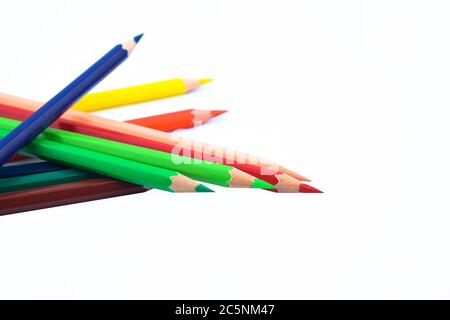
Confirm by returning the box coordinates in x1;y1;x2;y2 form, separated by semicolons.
199;78;213;85
251;179;276;189
195;184;215;192
299;183;323;193
134;33;144;43
210;110;227;117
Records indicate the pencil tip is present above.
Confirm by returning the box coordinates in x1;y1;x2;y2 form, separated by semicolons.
134;33;144;43
210;110;227;117
251;179;276;189
195;184;215;192
199;78;213;85
299;183;323;193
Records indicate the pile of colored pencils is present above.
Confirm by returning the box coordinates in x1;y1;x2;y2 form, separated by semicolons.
0;34;321;216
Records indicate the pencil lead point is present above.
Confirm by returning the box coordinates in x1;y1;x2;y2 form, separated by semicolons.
199;78;213;85
195;184;215;192
134;33;144;43
210;110;227;117
251;179;276;189
299;183;323;193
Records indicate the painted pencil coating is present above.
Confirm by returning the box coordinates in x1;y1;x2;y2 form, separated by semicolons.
0;35;141;165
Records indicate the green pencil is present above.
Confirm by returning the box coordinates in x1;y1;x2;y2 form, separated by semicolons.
0;117;274;189
0;169;94;193
0;127;212;193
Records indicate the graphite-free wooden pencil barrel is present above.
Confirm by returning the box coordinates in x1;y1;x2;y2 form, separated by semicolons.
0;93;311;185
0;117;274;189
0;35;143;166
0;127;213;193
0;178;147;216
72;78;213;112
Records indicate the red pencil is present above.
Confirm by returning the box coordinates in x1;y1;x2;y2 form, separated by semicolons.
0;104;226;133
0;178;148;216
126;109;227;131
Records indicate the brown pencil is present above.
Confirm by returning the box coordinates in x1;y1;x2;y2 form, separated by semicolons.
0;178;148;216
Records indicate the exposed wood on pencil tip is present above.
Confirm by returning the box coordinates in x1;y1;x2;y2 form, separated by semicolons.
277;165;311;182
123;34;143;54
228;168;274;188
273;173;303;193
185;78;212;92
190;109;227;123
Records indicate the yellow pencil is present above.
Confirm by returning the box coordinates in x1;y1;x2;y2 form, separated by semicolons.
72;78;212;112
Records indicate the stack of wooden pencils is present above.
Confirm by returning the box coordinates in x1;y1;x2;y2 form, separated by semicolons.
0;34;322;216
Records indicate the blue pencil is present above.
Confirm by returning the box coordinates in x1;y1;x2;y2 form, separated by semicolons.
0;159;63;178
0;34;143;166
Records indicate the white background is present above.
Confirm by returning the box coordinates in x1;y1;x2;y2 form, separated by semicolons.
0;0;449;299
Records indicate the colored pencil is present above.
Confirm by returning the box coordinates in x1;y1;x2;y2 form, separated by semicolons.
0;178;148;216
0;35;143;166
0;117;274;189
125;109;227;131
0;159;63;178
0;127;213;193
0;169;95;193
0;103;226;133
72;78;212;112
0;93;311;185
